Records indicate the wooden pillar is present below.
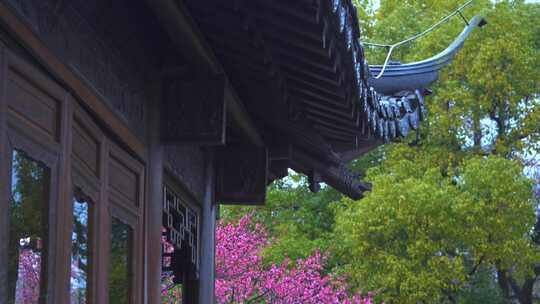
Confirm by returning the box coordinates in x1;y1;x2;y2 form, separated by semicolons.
0;44;8;304
146;85;164;304
184;277;199;304
199;149;216;303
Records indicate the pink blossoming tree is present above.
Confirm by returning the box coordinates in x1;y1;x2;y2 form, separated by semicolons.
161;228;183;304
160;214;377;303
15;247;41;303
214;214;376;304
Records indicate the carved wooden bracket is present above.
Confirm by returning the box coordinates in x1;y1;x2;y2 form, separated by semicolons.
215;145;268;204
308;171;322;193
161;73;226;145
291;147;371;200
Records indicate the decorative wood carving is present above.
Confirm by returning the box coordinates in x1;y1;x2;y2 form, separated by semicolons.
291;147;370;200
215;145;268;204
162;186;200;281
161;73;226;145
308;171;321;193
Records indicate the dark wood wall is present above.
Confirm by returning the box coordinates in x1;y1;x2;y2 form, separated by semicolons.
2;0;184;141
0;0;213;303
2;0;210;203
0;0;210;195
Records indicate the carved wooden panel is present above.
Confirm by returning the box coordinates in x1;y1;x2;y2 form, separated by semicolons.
215;145;268;204
72;118;99;177
108;155;139;207
161;74;226;145
162;185;200;281
6;68;61;141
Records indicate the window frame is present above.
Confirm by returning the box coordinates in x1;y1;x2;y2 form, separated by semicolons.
0;46;147;304
69;186;97;304
104;140;145;304
1;116;61;304
68;102;104;304
0;47;66;304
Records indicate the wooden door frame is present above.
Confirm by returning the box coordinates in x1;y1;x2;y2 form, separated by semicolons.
2;107;63;304
102;139;146;304
67;101;105;304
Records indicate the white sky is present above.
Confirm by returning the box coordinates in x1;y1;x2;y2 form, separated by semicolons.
372;0;540;9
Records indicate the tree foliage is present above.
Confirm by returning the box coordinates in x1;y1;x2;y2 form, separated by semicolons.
334;145;537;303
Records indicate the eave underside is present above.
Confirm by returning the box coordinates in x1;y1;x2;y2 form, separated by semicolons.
184;0;424;199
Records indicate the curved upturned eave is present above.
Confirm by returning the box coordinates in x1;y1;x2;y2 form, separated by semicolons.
368;15;486;95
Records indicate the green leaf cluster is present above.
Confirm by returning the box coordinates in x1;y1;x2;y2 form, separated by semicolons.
334;145;537;303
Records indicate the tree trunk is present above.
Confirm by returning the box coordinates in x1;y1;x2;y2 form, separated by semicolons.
498;268;537;304
518;278;534;304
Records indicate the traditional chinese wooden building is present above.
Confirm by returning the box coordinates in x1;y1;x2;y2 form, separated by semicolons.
0;0;482;303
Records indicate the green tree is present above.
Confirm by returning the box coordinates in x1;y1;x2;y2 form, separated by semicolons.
334;0;540;303
334;146;537;303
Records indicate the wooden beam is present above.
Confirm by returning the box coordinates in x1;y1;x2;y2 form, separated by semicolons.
290;94;356;121
298;112;359;134
260;0;319;25
273;49;336;74
274;55;340;85
193;18;336;75
282;65;341;89
315;128;355;142
338;140;382;162
250;9;323;43
286;74;342;97
262;29;332;61
313;123;358;137
291;148;370;200
289;86;351;109
146;0;264;147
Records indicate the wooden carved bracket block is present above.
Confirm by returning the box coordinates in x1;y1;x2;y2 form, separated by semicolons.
215;145;268;204
308;171;322;193
161;73;226;145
